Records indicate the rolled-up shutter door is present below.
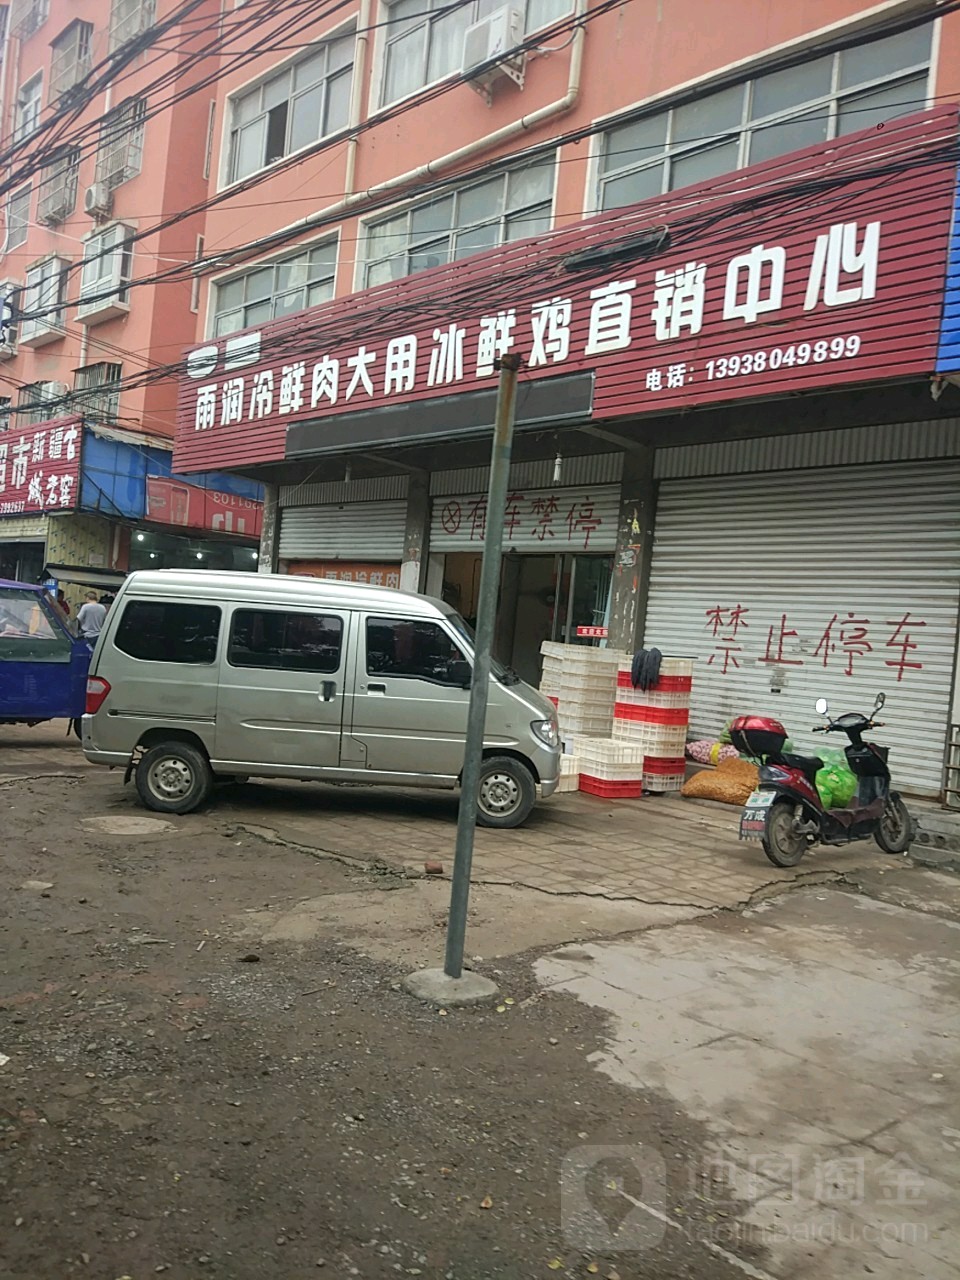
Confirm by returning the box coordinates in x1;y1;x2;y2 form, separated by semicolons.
279;500;406;560
643;460;960;796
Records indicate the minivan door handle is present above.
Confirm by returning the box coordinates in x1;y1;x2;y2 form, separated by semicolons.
319;680;337;702
367;682;387;694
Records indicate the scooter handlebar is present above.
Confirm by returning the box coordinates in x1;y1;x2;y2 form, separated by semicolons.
812;724;829;732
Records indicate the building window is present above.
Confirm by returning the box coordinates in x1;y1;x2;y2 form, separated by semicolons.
9;0;49;42
15;72;43;142
226;33;354;183
598;25;933;210
73;363;123;423
381;0;571;105
50;20;94;100
6;185;31;250
363;157;554;287
109;0;156;52
37;147;80;225
21;256;68;345
16;381;66;426
0;397;12;432
212;240;337;336
96;98;147;189
78;225;134;323
0;284;20;357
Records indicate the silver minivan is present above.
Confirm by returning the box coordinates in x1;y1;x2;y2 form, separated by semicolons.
82;570;560;827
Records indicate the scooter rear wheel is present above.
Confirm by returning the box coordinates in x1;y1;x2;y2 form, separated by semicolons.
875;794;914;855
762;800;808;868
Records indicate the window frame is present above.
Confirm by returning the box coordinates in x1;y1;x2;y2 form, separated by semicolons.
227;607;345;673
15;380;65;426
21;255;69;344
96;97;147;190
77;223;135;321
113;600;223;666
378;0;574;107
364;614;470;687
209;234;339;338
5;184;32;251
36;146;81;225
15;71;43;142
360;156;556;289
596;28;932;211
49;19;94;100
73;361;123;423
9;0;50;43
224;29;356;187
108;0;157;53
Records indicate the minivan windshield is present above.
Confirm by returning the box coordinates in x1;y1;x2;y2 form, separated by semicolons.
445;611;520;684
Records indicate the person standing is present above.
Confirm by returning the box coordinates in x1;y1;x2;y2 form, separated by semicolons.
76;591;107;644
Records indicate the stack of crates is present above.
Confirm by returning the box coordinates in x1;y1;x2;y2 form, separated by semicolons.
557;753;581;793
613;658;694;792
551;645;621;739
574;737;647;799
539;641;564;712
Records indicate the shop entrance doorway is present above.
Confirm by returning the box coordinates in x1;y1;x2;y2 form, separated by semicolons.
440;551;613;687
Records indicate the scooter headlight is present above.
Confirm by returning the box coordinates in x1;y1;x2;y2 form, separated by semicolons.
531;718;559;748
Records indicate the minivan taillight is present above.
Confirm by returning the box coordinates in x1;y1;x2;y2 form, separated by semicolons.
86;676;111;715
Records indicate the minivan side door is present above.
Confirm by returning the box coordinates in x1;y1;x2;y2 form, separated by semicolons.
346;614;472;779
214;605;350;771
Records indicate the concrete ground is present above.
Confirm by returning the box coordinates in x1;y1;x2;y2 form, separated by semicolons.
536;872;960;1280
4;723;958;1279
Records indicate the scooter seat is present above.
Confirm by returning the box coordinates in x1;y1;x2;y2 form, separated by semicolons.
778;753;824;786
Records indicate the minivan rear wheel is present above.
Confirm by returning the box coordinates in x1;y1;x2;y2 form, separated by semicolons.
476;756;536;829
135;741;213;815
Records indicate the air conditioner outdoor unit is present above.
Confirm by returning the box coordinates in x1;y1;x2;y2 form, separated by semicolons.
462;5;525;102
37;195;72;227
40;381;71;403
84;182;113;218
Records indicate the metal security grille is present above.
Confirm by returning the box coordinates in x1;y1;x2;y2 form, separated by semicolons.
278;500;407;560
644;460;960;796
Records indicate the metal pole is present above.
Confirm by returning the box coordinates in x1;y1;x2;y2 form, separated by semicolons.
444;353;522;979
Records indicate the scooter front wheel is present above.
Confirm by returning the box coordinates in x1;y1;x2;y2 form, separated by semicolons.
762;800;809;868
875;794;914;855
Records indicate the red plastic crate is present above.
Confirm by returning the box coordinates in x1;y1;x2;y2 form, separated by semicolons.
616;672;692;691
614;702;690;725
579;774;644;799
643;756;686;774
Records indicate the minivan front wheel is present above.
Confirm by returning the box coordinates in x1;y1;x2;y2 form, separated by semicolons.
135;741;213;815
475;756;536;829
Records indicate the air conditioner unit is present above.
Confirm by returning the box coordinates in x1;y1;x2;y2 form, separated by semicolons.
462;6;525;102
40;381;70;402
84;183;113;218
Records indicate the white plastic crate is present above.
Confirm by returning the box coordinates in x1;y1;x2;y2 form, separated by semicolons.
614;686;690;709
612;721;687;754
556;754;581;792
559;715;614;737
540;641;566;659
643;772;684;792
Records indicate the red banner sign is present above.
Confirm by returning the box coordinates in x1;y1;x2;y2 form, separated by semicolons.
0;418;82;516
576;625;609;638
145;476;263;538
287;561;401;586
173;111;957;474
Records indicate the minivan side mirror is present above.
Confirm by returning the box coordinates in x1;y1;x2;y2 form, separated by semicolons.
447;659;472;689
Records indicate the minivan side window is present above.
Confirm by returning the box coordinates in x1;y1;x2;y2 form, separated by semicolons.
366;617;467;685
228;609;343;673
114;602;221;664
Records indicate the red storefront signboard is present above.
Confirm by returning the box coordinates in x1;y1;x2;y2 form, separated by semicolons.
145;477;263;538
174;110;958;474
287;562;401;586
0;419;82;516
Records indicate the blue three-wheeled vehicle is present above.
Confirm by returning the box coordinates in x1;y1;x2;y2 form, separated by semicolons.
0;579;91;738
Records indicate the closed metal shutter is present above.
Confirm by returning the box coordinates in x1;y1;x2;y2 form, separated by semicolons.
431;485;620;553
644;460;960;796
278;500;407;560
